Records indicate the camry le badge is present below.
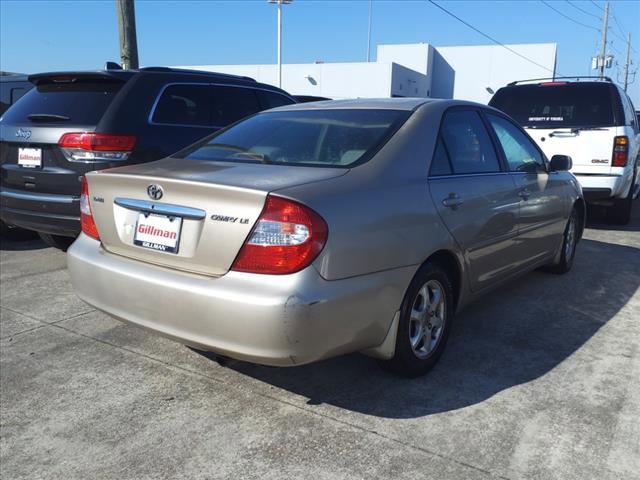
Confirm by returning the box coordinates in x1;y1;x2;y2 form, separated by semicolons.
15;128;32;140
147;184;163;200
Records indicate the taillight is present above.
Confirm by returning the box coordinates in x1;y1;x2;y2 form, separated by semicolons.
231;195;328;275
59;132;136;162
612;136;629;167
80;176;100;240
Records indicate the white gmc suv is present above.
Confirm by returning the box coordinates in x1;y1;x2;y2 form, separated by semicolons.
490;78;640;224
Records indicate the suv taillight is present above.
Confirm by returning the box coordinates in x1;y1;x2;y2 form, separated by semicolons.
80;176;100;240
612;136;629;167
231;195;328;275
59;132;136;162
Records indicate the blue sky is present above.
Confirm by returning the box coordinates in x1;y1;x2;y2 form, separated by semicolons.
1;0;638;103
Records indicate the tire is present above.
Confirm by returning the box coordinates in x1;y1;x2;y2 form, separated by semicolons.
381;262;454;377
0;220;9;237
607;170;635;225
545;207;578;275
38;233;75;251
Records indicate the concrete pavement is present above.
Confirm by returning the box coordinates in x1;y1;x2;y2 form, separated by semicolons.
1;203;639;479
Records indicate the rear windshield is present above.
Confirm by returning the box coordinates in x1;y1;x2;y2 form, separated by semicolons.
489;83;617;128
178;109;410;168
0;80;123;125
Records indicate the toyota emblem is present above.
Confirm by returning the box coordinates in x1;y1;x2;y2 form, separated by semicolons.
147;184;163;200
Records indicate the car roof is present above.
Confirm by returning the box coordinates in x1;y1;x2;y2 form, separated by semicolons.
0;74;29;83
269;98;486;112
498;80;614;90
25;68;292;96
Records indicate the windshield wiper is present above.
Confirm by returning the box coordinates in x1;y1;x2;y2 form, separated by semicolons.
570;127;607;132
549;126;608;137
27;113;70;122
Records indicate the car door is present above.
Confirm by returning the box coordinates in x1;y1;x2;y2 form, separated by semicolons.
485;112;567;265
428;108;521;292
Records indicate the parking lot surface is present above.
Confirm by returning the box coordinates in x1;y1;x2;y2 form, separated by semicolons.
1;202;639;480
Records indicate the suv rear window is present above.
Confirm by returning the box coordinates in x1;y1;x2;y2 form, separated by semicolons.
180;109;410;167
1;80;123;125
489;83;617;128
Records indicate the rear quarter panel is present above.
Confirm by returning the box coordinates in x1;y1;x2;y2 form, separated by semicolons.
276;103;462;282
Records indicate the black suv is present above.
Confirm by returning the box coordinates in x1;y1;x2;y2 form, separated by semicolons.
0;74;32;116
0;67;296;248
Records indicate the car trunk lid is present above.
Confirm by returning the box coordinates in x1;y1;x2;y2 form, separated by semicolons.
85;158;346;276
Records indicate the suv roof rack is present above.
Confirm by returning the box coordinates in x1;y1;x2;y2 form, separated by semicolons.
507;76;613;86
138;66;256;82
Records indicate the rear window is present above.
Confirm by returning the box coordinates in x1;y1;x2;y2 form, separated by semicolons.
0;80;122;125
179;109;410;168
490;83;617;128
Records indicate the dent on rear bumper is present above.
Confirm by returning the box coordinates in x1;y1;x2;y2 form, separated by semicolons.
67;234;414;366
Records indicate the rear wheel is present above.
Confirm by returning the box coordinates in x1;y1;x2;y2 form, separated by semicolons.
545;207;578;275
381;262;454;377
607;170;635;225
38;233;75;251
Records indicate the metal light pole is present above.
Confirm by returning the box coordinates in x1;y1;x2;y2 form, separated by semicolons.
268;0;291;88
367;0;373;62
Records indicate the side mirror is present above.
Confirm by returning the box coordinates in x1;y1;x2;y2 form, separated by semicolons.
550;155;572;172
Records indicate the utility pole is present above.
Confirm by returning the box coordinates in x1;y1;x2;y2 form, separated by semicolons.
115;0;139;69
598;1;609;79
623;32;631;91
367;0;372;62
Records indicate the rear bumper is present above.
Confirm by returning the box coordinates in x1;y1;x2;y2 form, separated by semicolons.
574;173;633;202
67;234;414;366
0;187;80;236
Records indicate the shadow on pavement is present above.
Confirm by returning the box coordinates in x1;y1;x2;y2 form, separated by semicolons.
209;236;639;418
0;228;48;251
586;198;640;232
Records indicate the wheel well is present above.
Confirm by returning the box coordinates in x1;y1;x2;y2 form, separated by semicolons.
574;198;586;240
424;250;462;311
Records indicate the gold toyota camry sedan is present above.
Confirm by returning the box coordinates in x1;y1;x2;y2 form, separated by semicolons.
68;99;584;377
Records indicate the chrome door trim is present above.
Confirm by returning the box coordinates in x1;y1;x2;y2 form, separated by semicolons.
428;172;510;180
114;197;206;220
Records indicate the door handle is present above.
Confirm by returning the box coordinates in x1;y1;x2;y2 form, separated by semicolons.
442;193;464;209
518;188;531;200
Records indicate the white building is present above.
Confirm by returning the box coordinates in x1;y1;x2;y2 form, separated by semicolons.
176;42;557;104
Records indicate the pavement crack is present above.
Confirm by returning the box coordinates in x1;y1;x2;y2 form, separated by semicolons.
39;320;512;480
0;266;67;282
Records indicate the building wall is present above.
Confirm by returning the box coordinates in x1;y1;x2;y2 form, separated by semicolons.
377;43;434;96
434;43;557;103
175;42;557;103
175;62;428;99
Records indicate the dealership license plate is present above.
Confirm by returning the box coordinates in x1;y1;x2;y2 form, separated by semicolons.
133;213;183;254
18;148;42;168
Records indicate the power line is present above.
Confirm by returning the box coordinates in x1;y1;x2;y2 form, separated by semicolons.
426;0;561;75
609;28;638;55
611;14;626;38
589;0;604;12
565;0;600;20
610;14;637;54
541;0;600;31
